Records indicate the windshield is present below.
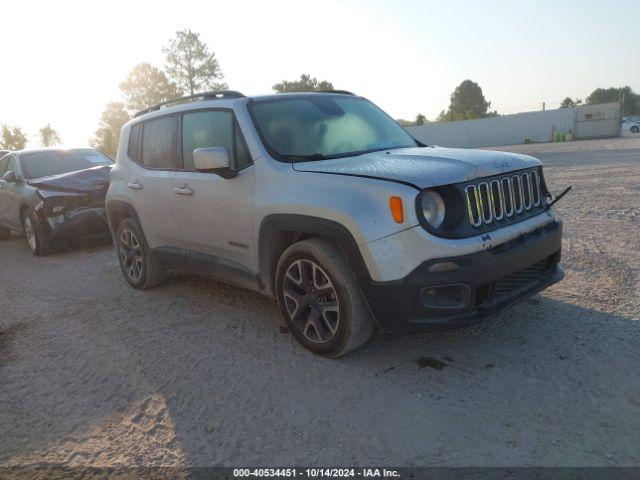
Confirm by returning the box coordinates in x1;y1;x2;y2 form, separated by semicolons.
20;149;112;179
249;96;418;161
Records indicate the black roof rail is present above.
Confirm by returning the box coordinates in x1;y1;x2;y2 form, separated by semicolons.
274;90;355;95
317;90;354;95
134;90;246;117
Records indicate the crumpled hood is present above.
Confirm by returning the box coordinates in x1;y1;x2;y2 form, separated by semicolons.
28;165;112;194
292;146;541;188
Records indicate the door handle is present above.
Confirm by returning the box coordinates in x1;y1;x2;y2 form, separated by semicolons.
174;186;195;196
127;181;143;190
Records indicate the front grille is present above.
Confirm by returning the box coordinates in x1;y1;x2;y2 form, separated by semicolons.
492;258;551;301
465;169;543;227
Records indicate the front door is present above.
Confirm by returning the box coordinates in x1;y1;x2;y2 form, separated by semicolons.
0;155;22;230
172;109;256;278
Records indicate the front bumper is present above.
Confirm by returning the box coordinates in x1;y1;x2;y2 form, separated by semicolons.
43;207;111;244
361;220;564;334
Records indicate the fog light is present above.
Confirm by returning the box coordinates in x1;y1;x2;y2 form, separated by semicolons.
421;284;470;309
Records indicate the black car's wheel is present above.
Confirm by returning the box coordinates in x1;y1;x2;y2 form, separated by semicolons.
631;126;639;134
22;209;49;256
275;238;375;358
116;218;166;289
0;224;10;241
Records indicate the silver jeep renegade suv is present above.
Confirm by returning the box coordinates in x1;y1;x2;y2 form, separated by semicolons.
106;90;564;357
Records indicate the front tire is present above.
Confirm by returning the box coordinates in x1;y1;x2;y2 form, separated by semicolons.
22;209;49;256
631;126;639;134
275;238;375;358
116;218;166;289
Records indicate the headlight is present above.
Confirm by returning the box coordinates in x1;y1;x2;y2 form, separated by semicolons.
419;190;445;228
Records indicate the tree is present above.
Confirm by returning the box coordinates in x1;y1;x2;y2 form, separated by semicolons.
438;80;493;122
92;102;130;158
0;125;27;150
396;113;428;127
163;29;227;95
436;110;450;122
119;63;180;112
273;74;334;93
586;86;639;116
414;113;427;126
39;123;61;147
560;97;582;108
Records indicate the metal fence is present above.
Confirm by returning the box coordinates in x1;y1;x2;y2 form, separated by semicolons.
407;102;621;148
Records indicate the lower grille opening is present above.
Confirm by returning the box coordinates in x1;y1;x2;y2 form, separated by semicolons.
477;255;555;305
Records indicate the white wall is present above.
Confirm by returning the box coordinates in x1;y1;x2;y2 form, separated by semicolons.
575;103;621;139
407;103;620;148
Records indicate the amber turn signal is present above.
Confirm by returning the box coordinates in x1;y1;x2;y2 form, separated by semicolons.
389;196;404;224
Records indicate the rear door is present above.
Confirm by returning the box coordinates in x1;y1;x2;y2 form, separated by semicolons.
125;116;183;255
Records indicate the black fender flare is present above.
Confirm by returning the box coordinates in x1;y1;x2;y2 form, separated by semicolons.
258;214;372;296
105;200;142;239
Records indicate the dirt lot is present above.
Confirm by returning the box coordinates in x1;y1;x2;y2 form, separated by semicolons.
1;138;639;467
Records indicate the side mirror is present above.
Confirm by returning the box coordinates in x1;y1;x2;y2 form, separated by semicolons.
193;147;237;179
2;171;18;183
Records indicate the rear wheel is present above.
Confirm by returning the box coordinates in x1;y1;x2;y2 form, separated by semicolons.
116;218;166;289
0;224;10;241
22;209;49;256
275;238;375;358
631;126;639;134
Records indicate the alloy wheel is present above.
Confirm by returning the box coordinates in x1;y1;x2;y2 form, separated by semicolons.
282;259;340;344
119;229;143;282
24;216;37;252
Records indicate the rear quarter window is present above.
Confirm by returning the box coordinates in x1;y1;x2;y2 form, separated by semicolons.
128;123;142;163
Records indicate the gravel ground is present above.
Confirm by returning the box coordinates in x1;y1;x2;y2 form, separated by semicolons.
1;138;639;468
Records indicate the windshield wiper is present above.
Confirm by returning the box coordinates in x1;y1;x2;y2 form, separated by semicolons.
279;153;327;162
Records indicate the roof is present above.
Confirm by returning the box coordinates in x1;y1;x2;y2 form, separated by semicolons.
130;90;356;123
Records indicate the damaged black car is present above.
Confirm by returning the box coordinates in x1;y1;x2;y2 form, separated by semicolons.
0;148;113;255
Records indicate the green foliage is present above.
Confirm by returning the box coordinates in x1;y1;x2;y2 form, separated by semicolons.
0;125;27;150
396;113;428;127
273;74;334;93
120;63;180;112
560;97;582;108
92;102;130;158
414;113;427;126
39;123;61;147
586;86;639;116
438;80;495;122
163;29;227;95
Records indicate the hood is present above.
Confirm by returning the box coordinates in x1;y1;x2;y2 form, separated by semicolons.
292;146;540;189
28;165;112;194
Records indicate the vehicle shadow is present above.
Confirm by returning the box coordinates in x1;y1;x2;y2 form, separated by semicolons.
122;286;640;466
7;230;112;255
2;269;639;466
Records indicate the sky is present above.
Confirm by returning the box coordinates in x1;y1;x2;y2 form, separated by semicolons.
1;0;638;148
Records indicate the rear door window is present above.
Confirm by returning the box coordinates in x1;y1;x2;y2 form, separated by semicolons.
141;116;177;169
